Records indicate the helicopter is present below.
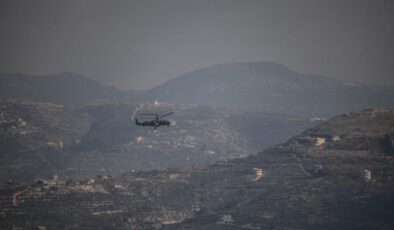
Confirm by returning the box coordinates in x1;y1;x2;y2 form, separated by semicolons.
132;109;173;130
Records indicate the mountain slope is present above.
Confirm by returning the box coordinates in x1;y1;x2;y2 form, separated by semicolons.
0;99;315;182
0;72;131;102
1;109;393;229
142;62;394;117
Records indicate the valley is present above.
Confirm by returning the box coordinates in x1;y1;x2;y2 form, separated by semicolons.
0;99;315;182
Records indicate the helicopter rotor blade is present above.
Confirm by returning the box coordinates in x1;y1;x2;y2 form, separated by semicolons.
159;111;174;118
131;108;139;121
138;113;158;116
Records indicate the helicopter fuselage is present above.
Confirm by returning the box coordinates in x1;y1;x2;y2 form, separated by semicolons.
135;118;170;129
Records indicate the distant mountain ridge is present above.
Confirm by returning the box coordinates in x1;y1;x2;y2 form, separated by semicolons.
2;63;393;117
141;62;394;117
0;72;133;102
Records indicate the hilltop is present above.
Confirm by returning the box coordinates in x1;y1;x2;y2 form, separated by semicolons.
141;62;394;117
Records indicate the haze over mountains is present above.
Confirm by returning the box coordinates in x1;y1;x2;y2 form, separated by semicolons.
1;62;394;118
1;62;393;229
1;0;393;228
1;62;393;183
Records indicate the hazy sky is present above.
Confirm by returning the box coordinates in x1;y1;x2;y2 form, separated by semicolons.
0;0;393;89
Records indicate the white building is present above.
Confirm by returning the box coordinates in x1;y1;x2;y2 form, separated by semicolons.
363;169;372;182
254;168;264;180
219;214;234;224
